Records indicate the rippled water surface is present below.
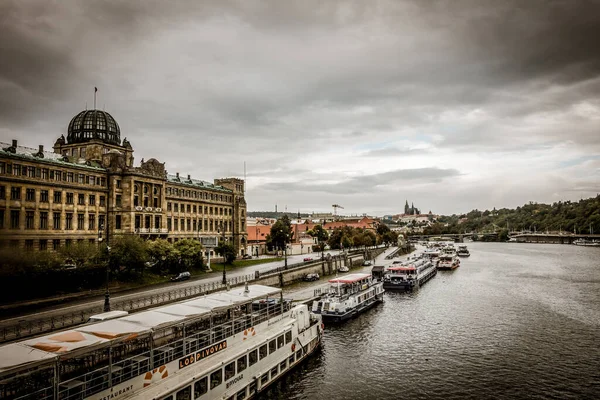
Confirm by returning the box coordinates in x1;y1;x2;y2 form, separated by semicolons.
260;243;600;400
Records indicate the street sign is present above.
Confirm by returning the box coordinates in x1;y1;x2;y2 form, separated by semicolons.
200;236;218;248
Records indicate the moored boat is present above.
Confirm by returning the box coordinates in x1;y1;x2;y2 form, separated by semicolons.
573;239;600;247
383;257;437;291
312;273;384;323
0;284;323;400
437;254;460;270
456;245;470;257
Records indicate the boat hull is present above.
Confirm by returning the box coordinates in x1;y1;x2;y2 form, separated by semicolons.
383;267;437;291
319;294;383;323
437;264;459;270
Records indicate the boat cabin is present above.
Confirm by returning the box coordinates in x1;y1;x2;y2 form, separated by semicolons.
327;273;373;296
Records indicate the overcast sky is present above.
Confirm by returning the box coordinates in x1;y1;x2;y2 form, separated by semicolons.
1;0;599;216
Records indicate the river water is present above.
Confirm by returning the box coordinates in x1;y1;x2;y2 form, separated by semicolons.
260;242;600;399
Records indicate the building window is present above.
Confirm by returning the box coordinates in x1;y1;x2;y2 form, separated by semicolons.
143;197;148;207
53;191;62;203
41;168;49;179
67;172;74;182
180;219;184;231
53;170;62;181
0;186;5;199
53;239;60;250
187;219;191;231
89;195;96;205
65;213;73;229
26;188;35;201
100;196;105;206
65;239;72;248
174;203;178;212
89;214;96;230
115;215;122;229
10;210;21;229
77;174;84;184
116;195;122;207
187;204;191;213
78;194;85;205
174;219;178;231
40;212;48;229
116;179;121;188
77;213;85;230
193;220;197;231
153;197;158;208
25;211;34;229
204;220;208;231
167;202;171;211
25;240;34;251
27;167;35;177
0;162;4;174
134;196;139;207
155;216;160;229
90;176;95;185
12;164;21;175
39;239;48;251
167;218;172;231
53;212;61;230
66;192;74;204
40;190;49;202
0;210;4;229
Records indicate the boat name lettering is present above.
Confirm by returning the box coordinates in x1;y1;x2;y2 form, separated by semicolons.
226;374;244;389
178;340;227;369
97;385;133;400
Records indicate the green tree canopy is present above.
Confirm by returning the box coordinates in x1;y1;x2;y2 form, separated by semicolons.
108;235;149;274
268;215;294;250
215;242;236;264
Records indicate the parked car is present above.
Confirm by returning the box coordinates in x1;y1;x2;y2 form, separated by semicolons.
303;257;313;262
362;260;372;266
242;254;252;260
303;273;320;282
171;271;191;282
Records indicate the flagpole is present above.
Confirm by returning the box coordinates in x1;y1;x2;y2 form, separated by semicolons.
94;87;97;110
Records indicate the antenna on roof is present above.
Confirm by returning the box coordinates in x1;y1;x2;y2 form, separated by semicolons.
244;161;246;194
85;101;87;111
94;86;98;109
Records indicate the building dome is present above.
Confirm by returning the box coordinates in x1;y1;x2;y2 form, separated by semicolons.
67;110;120;145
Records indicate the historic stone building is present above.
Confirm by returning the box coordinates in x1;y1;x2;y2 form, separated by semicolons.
0;109;247;255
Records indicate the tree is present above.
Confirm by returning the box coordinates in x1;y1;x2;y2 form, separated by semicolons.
174;239;204;270
307;224;329;243
147;239;178;273
268;215;294;251
108;235;149;275
59;241;100;268
215;242;236;264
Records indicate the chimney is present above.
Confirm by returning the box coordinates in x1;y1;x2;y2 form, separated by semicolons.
176;172;179;179
187;174;191;180
12;140;17;148
39;145;44;153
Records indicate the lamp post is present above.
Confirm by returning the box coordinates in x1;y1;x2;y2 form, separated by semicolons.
218;221;226;285
98;224;111;312
284;233;288;269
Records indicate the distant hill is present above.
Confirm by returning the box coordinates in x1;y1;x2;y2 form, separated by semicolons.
425;195;600;235
247;211;311;219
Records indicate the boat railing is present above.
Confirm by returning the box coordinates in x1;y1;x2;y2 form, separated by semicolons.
11;302;286;400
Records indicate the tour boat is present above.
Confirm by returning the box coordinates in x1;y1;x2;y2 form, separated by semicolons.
456;245;470;257
383;257;437;291
312;273;384;323
0;284;323;400
437;254;460;270
573;239;600;247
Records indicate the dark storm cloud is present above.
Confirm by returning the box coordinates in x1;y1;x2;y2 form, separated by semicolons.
1;0;599;214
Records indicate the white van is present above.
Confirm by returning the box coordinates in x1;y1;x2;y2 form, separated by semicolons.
88;310;129;323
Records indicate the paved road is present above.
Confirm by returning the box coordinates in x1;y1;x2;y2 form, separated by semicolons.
0;249;345;326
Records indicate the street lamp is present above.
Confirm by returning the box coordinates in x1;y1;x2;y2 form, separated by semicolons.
98;224;111;312
218;221;226;285
284;233;289;268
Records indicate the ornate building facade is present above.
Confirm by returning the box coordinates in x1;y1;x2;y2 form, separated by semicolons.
0;109;247;255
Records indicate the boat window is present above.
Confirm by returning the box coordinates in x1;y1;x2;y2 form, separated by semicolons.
260;373;269;386
277;335;284;349
269;339;277;354
249;381;257;394
270;366;278;378
296;349;303;360
288;354;295;365
194;377;208;398
237;355;247;373
279;360;287;372
224;361;236;381
162;396;173;400
249;349;258;366
285;331;292;344
237;387;247;399
210;369;222;389
259;344;268;360
176;386;191;400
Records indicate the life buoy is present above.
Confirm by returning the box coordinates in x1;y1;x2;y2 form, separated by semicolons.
291;343;296;352
143;365;168;387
